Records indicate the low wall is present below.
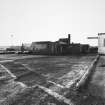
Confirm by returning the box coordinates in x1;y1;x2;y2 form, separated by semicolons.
76;55;100;91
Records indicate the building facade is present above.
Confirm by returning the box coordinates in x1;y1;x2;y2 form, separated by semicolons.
31;41;53;55
30;34;90;55
31;34;71;55
98;33;105;54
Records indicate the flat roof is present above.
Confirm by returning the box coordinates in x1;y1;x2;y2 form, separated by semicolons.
32;41;52;44
98;33;105;35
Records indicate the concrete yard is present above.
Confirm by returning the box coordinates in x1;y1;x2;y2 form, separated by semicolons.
0;54;104;105
88;56;105;98
1;55;96;86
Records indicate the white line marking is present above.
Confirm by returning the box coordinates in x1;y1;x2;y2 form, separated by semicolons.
0;64;16;79
48;81;65;88
37;85;74;105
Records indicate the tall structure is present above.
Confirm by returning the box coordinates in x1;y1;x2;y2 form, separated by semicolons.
58;34;71;45
68;34;71;45
98;33;105;54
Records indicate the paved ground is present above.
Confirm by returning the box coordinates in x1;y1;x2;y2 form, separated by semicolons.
1;55;96;87
88;56;105;98
0;54;101;105
0;54;46;61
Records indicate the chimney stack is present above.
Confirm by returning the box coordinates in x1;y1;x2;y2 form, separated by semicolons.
68;34;71;45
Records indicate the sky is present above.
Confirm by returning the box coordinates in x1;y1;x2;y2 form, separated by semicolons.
0;0;105;46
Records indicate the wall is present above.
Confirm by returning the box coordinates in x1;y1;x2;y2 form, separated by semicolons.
31;42;53;55
98;33;105;54
34;44;47;50
31;42;47;51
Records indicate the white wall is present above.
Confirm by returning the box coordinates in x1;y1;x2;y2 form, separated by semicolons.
98;34;105;54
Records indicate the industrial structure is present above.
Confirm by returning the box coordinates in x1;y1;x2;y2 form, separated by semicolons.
30;34;70;55
30;34;91;55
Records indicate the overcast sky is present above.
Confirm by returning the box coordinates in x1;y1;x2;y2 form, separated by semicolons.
0;0;105;46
